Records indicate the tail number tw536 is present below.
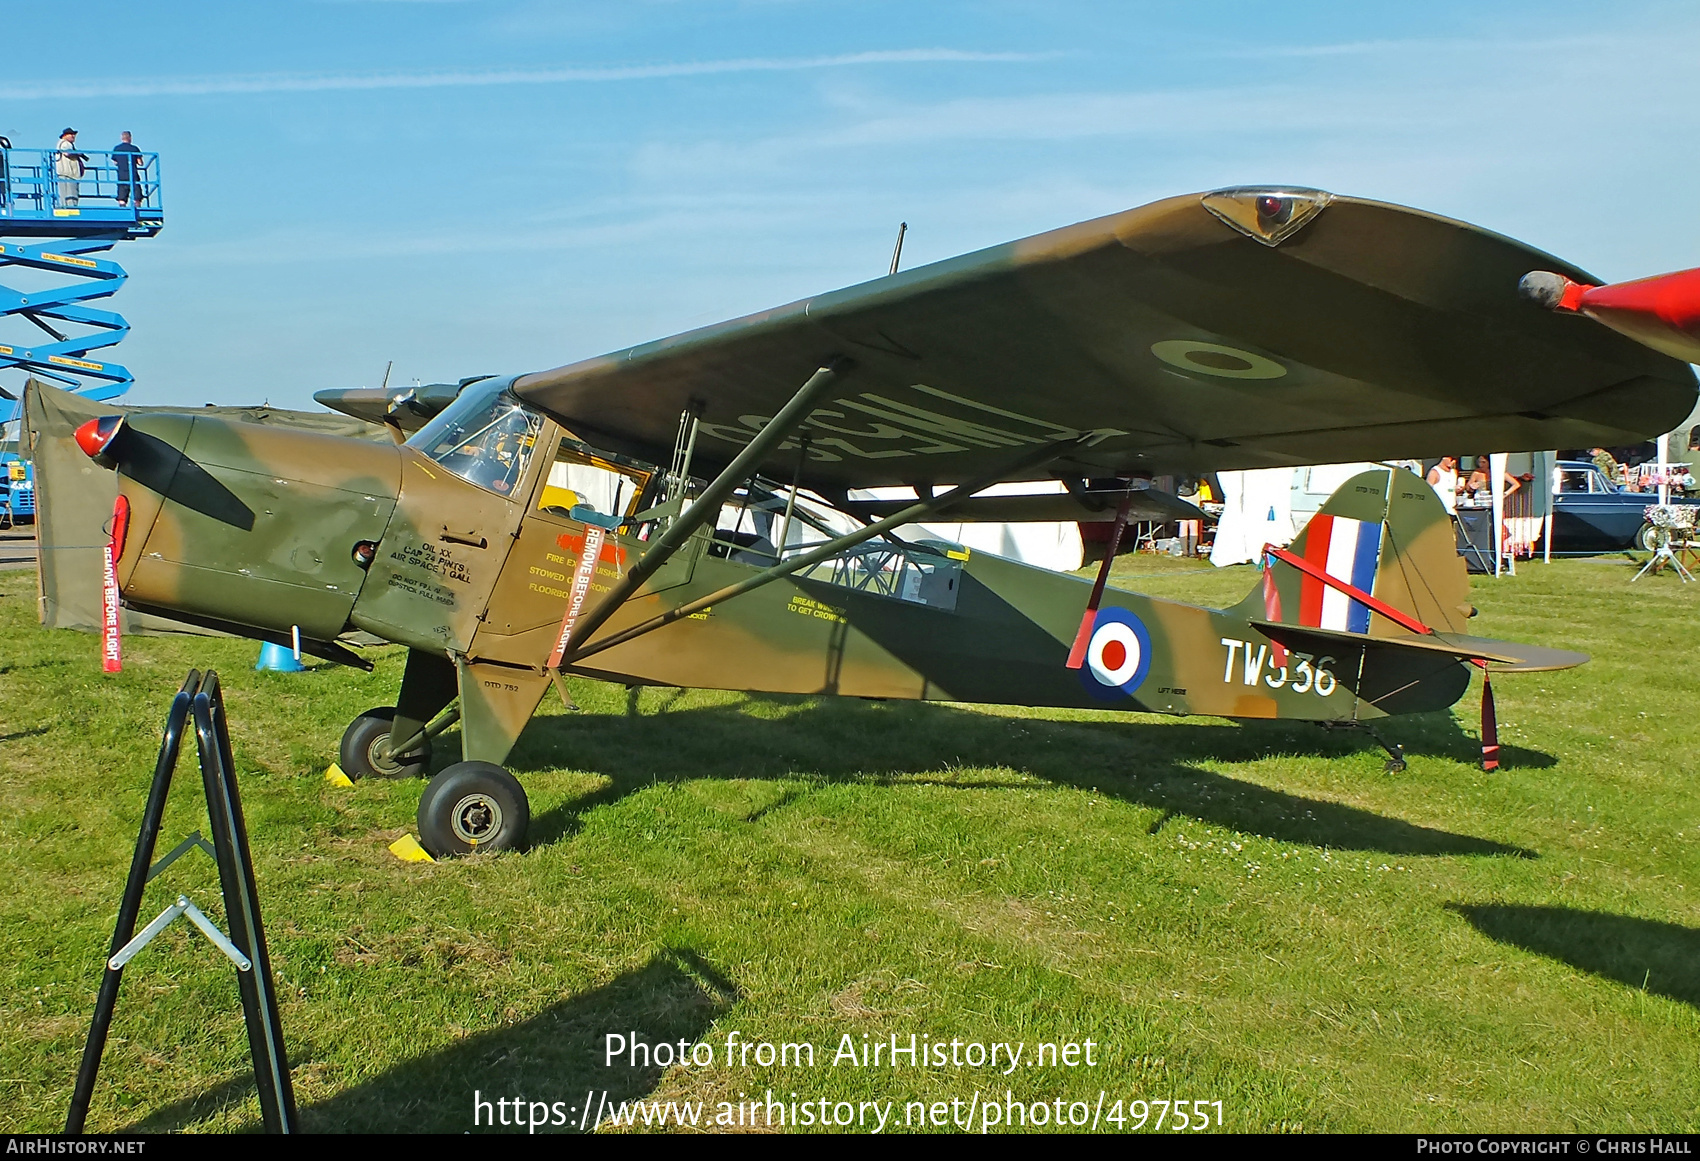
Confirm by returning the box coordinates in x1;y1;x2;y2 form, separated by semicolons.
1220;638;1337;696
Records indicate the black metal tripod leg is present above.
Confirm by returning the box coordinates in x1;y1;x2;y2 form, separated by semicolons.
66;675;200;1134
196;677;297;1133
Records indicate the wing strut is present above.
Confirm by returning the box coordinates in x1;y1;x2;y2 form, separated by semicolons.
548;359;851;669
1064;489;1134;669
564;435;1085;666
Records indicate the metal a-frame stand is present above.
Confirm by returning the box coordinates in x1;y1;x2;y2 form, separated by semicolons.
66;669;296;1134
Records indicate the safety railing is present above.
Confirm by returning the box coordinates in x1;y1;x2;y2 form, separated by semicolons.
0;148;163;223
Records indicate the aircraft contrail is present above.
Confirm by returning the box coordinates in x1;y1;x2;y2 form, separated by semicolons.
0;49;1052;101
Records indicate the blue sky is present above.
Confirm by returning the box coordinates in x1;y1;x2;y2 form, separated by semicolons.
5;0;1699;410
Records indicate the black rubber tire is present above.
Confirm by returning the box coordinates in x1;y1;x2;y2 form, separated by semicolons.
339;707;431;781
416;761;529;857
1635;521;1662;554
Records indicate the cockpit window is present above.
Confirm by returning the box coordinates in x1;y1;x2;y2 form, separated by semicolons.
408;381;543;498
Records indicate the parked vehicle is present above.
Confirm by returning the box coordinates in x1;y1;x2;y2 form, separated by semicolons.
1552;460;1700;552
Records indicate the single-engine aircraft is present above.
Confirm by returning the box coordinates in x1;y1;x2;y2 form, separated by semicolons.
73;186;1697;856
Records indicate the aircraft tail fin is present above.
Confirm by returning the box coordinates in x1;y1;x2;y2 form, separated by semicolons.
1233;466;1474;637
1230;467;1585;772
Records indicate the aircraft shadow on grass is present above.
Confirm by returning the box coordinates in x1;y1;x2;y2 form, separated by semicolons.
503;695;1540;859
124;947;737;1134
1450;904;1700;1010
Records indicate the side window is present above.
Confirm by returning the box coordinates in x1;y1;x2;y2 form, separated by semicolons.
1559;470;1588;493
538;441;652;524
1588;470;1613;494
795;539;963;611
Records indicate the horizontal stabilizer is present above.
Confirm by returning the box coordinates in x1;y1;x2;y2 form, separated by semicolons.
843;485;1205;524
1250;619;1588;672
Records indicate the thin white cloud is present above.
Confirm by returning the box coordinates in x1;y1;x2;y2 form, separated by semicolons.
626;23;1700;185
1202;30;1690;61
0;49;1052;101
625;85;1444;186
137;196;829;268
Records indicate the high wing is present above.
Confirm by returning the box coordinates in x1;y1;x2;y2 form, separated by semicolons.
512;187;1696;489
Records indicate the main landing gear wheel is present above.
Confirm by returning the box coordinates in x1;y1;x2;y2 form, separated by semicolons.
417;762;530;858
340;707;432;780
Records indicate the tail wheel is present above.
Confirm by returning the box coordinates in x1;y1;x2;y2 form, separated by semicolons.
339;707;431;780
417;762;529;857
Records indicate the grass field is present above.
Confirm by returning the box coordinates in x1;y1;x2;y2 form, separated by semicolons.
2;552;1697;1134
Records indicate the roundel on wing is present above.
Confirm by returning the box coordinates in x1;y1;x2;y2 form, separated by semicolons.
1079;606;1153;701
1150;339;1287;380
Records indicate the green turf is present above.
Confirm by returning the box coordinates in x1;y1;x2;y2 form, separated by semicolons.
2;553;1696;1133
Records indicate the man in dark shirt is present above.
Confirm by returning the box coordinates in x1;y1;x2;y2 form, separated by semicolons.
113;131;142;207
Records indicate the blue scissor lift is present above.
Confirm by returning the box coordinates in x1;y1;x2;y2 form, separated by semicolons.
0;145;163;517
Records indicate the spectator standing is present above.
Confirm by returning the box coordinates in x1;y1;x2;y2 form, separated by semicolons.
1589;447;1621;486
1466;455;1520;500
54;127;85;208
1426;455;1459;515
112;131;142;207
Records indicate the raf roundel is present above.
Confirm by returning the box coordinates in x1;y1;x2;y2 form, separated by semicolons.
1080;607;1153;700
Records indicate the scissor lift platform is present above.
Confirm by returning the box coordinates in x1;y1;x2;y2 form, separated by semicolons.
0;146;164;404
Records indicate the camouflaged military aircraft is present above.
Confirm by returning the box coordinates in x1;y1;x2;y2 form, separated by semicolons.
72;186;1697;857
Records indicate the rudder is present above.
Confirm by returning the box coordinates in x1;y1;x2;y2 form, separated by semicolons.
1234;467;1471;637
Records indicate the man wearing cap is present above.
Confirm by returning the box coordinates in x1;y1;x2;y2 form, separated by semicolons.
55;127;86;209
113;131;142;207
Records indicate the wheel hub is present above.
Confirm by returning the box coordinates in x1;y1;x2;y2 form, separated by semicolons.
450;792;503;846
366;732;413;777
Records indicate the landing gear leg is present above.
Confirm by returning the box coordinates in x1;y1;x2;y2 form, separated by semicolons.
1365;728;1406;773
412;658;551;857
340;706;431;780
1320;720;1406;772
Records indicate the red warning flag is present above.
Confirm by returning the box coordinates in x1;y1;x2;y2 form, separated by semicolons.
548;525;606;669
101;495;130;673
